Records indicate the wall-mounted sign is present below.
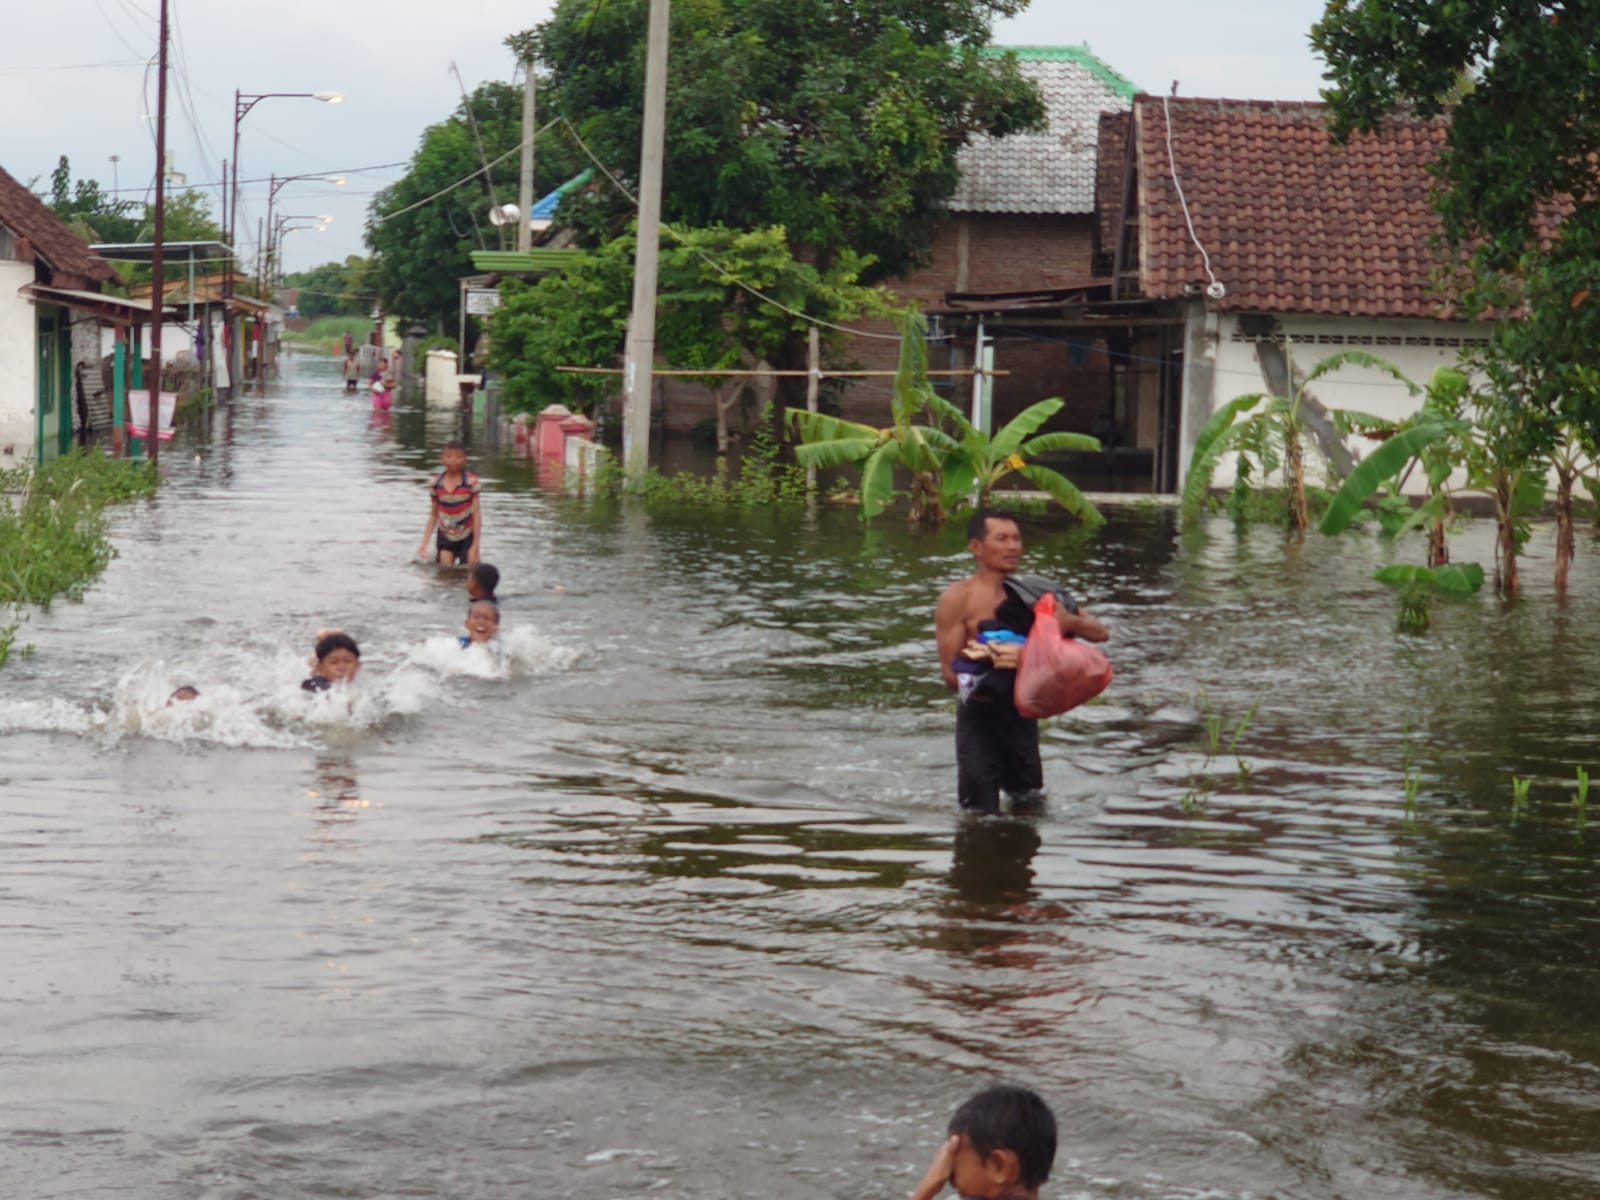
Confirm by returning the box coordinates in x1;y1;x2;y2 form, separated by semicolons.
465;288;502;315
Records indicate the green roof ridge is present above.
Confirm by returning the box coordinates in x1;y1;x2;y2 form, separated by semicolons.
980;44;1139;100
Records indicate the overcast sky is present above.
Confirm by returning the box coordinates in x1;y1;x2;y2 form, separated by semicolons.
2;0;1332;274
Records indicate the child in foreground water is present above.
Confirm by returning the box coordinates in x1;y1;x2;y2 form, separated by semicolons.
907;1085;1057;1200
303;631;361;692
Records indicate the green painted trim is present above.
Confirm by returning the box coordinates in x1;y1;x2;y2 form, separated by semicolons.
981;44;1139;100
469;248;581;273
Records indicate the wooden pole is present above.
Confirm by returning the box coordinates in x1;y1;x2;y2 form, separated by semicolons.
518;59;535;254
805;325;819;495
148;0;169;466
621;0;670;481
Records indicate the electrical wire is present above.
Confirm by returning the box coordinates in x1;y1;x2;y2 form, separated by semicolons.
1161;92;1222;295
370;125;559;223
556;116;910;343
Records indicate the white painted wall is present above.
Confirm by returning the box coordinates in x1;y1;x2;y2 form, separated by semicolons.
0;260;38;461
1203;311;1492;494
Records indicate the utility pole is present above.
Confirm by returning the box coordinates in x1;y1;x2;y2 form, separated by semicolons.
518;59;535;254
148;0;170;466
621;0;670;481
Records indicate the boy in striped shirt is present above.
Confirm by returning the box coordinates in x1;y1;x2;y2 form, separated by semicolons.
416;440;482;565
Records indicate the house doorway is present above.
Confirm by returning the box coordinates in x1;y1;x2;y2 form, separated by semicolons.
35;306;70;462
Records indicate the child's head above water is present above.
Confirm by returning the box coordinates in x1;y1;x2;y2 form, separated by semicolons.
463;600;500;644
312;632;362;682
166;685;199;705
440;438;467;474
947;1086;1056;1198
467;562;499;603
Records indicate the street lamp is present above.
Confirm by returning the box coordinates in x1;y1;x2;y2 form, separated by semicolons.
228;91;342;260
224;89;342;398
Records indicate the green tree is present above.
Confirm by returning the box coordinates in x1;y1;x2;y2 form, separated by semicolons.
486;224;891;428
510;0;1043;414
367;81;578;332
1313;3;1600;467
284;256;373;318
514;0;1041;279
45;155;141;245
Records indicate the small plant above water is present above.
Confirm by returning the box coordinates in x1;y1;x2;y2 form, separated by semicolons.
1402;769;1422;830
1575;766;1590;829
1511;775;1532;818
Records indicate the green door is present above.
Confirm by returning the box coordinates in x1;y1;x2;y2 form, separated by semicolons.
35;306;70;462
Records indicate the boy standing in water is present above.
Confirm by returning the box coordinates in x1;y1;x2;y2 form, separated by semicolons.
416;439;482;566
907;1085;1059;1200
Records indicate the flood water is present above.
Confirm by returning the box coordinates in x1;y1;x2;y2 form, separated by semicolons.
5;354;1600;1199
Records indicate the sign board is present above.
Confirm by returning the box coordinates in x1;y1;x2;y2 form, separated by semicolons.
465;288;502;316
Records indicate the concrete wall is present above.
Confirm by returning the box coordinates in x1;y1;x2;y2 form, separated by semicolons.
0;260;38;461
1187;310;1493;494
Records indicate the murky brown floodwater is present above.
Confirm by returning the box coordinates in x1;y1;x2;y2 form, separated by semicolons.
4;353;1600;1199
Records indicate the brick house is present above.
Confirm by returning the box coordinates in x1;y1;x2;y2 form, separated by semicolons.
1096;95;1492;493
655;46;1138;448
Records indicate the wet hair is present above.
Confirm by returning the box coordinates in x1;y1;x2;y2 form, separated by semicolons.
947;1085;1057;1190
469;562;500;601
468;599;500;619
441;438;466;453
314;632;361;662
168;686;200;703
966;507;1020;543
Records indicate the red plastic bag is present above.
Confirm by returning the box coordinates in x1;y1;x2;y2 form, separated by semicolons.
1014;592;1113;719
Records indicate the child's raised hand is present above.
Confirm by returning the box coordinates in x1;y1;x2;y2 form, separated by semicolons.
908;1134;960;1200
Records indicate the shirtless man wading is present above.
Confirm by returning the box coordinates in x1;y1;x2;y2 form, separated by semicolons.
934;507;1110;813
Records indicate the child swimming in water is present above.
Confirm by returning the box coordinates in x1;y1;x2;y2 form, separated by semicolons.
458;600;500;649
303;631;361;692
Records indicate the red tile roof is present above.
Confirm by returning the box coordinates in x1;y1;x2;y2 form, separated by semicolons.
1125;96;1454;319
0;163;117;286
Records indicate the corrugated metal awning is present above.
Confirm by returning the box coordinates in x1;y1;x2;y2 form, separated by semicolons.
21;284;173;325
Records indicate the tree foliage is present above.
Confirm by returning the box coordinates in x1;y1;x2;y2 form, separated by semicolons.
510;0;1044;278
283;256;375;318
367;82;579;331
486;224;890;418
1313;2;1600;268
45;155;142;245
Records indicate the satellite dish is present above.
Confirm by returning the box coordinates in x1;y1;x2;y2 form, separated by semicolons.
487;203;520;227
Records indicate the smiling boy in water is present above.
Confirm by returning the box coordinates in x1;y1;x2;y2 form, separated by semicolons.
908;1085;1057;1200
458;600;501;649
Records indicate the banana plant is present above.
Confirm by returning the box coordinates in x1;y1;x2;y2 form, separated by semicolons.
788;312;956;524
1183;342;1419;540
788;312;1103;526
922;391;1103;525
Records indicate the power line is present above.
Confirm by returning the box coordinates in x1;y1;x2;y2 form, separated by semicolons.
0;58;146;72
556;116;908;343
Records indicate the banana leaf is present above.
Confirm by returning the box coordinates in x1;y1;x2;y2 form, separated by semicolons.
1181;413;1266;520
990;397;1065;459
787;408;880;445
857;441;902;520
1319;421;1451;535
1018;464;1104;527
1303;349;1421;395
1374;562;1484;595
793;437;876;470
1021;432;1102;456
